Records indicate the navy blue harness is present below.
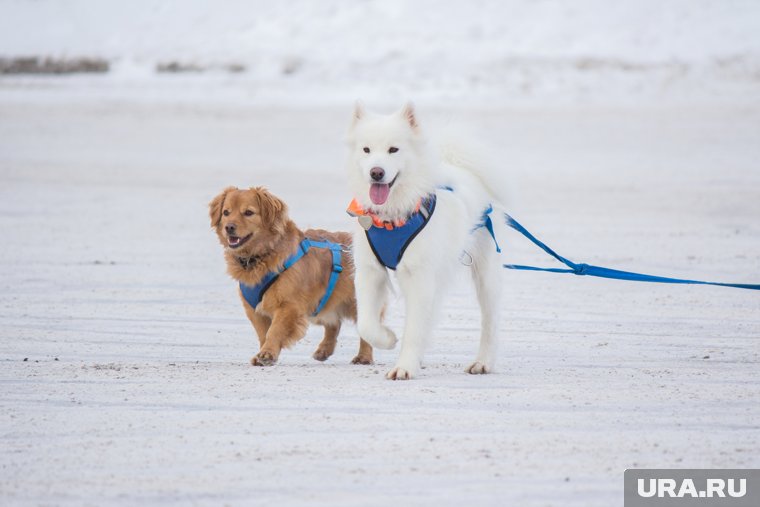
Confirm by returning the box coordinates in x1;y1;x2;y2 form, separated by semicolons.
363;187;500;270
365;195;437;270
239;238;344;315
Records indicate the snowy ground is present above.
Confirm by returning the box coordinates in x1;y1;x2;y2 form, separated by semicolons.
1;82;759;506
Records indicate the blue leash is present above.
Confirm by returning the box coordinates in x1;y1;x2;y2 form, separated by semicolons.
502;214;760;291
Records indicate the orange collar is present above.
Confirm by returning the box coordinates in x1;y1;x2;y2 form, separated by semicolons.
346;198;421;230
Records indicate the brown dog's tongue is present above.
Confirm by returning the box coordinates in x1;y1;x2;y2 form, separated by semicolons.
370;183;390;205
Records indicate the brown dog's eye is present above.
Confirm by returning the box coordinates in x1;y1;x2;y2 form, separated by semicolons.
223;210;230;216
363;147;370;153
388;146;399;154
244;210;254;217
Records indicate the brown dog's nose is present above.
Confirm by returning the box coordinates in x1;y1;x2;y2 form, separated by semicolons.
370;167;385;182
225;224;236;234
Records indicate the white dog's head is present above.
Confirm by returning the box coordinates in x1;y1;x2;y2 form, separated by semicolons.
346;102;434;219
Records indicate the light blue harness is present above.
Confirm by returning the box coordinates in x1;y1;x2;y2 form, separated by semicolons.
239;238;344;315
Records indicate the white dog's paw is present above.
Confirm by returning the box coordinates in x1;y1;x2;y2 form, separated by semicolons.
465;361;492;375
386;366;415;381
361;325;398;350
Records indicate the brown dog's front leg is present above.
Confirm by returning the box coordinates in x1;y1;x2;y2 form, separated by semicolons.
252;306;308;366
243;301;271;349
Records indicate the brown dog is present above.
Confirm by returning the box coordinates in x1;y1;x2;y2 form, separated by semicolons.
209;186;373;366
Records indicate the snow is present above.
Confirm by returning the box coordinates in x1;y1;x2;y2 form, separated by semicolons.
1;96;759;506
1;1;760;505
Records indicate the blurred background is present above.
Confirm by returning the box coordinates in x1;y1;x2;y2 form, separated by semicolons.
2;0;759;106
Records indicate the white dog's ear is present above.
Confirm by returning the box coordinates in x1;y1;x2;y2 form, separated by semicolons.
399;102;418;130
352;100;365;126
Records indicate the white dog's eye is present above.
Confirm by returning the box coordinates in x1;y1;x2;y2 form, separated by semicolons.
388;147;399;154
244;210;254;217
223;210;230;216
363;147;370;153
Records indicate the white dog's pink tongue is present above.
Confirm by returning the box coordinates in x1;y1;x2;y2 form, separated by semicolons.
370;183;390;205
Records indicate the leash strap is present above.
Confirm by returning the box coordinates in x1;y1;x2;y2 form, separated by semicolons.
503;214;760;291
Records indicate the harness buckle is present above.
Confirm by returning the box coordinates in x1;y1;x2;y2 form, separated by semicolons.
333;263;343;273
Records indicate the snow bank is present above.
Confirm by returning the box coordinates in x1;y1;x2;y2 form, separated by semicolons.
1;0;759;104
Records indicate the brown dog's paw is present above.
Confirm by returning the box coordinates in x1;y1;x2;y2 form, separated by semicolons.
312;348;333;362
350;354;373;365
251;351;277;366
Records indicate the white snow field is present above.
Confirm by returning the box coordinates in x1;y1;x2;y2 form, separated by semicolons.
1;93;759;507
1;1;760;506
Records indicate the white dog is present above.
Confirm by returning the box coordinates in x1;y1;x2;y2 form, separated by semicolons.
346;102;507;380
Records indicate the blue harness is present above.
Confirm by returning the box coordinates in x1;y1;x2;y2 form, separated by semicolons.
364;195;437;270
363;187;500;270
239;238;345;315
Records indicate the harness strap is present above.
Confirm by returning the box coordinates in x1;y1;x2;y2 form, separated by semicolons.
442;185;501;253
503;213;760;291
474;205;501;253
282;239;310;270
307;240;344;315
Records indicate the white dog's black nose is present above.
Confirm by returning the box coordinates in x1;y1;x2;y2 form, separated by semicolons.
225;224;236;234
370;167;385;181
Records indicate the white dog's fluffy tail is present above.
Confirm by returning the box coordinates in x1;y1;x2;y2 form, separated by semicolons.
435;126;510;207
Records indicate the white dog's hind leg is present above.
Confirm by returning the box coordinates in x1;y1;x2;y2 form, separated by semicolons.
387;268;438;380
466;235;502;374
355;262;398;350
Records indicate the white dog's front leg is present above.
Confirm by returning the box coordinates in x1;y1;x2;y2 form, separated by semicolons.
355;260;397;350
387;268;438;380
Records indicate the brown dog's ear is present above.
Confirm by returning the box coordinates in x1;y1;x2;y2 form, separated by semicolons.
254;187;288;231
208;186;237;228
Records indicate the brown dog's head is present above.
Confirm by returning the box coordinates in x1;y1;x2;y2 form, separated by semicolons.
208;186;289;255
